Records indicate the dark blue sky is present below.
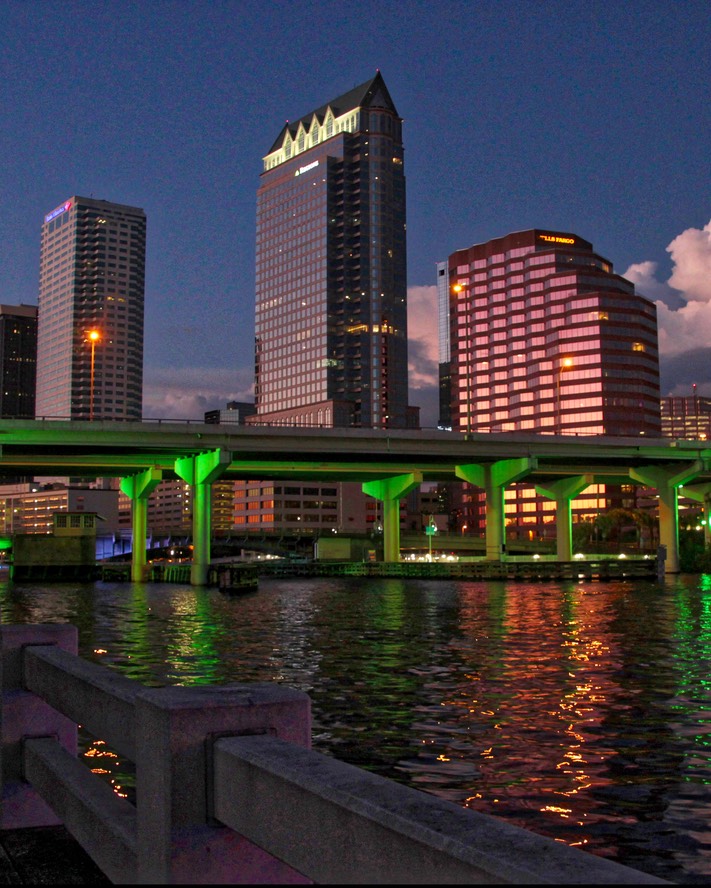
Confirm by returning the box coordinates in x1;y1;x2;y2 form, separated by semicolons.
2;0;709;426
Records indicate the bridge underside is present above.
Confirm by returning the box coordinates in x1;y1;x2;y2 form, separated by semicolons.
1;420;709;581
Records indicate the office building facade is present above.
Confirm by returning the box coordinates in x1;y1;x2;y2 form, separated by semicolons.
661;394;711;441
447;228;660;437
0;304;37;418
254;71;416;430
446;228;661;537
36;196;146;420
204;401;257;425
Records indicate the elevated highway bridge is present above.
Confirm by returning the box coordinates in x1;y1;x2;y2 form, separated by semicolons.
1;418;709;582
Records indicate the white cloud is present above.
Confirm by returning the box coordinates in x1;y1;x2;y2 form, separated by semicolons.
143;366;254;421
624;219;711;359
667;220;711;303
623;261;680;304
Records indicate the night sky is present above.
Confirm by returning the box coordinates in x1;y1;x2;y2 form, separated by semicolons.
2;0;709;427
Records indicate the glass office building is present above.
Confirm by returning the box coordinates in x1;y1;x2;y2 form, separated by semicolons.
36;196;146;421
254;72;416;429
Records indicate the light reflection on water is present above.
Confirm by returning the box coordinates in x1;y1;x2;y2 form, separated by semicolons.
1;573;710;884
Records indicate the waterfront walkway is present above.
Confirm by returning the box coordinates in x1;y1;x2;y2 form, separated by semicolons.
94;556;660;586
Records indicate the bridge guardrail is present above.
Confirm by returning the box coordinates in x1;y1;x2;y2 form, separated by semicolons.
0;624;668;884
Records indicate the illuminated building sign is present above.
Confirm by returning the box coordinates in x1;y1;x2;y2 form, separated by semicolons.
538;233;575;245
294;160;319;177
44;200;72;223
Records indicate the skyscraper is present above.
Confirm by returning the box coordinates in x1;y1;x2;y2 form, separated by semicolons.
36;196;146;421
254;71;416;429
0;304;37;418
445;228;661;538
447;228;660;437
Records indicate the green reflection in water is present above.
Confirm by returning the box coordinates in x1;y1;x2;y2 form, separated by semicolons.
162;588;221;686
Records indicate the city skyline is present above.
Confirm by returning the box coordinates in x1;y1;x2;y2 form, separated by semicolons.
2;0;709;428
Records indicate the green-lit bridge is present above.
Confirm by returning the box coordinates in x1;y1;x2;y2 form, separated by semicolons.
2;418;710;582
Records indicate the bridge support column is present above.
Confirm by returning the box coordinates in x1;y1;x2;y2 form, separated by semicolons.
536;475;593;562
120;468;163;582
175;449;231;585
630;461;706;574
362;474;422;562
457;458;536;561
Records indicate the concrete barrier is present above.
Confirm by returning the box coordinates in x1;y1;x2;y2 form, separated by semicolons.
0;624;669;884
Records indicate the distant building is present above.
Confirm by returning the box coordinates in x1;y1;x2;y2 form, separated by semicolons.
204;401;256;424
0;304;37;418
661;395;711;440
35;196;146;420
444;228;661;539
0;482;119;535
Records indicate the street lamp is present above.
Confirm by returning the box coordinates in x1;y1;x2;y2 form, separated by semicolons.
556;357;573;435
85;329;100;421
425;515;437;561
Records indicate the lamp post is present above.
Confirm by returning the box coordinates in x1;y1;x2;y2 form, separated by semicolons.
556;357;573;435
86;329;100;421
425;515;437;561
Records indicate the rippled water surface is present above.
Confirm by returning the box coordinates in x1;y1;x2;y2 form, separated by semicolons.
2;573;711;883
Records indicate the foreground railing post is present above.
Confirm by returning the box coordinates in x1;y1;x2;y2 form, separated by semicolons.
134;683;312;884
0;624;78;828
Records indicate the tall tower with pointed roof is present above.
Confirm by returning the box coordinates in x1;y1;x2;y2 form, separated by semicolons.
254;72;417;429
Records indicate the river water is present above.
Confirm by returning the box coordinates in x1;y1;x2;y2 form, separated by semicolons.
1;572;710;884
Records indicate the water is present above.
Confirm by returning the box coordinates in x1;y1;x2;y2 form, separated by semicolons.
1;572;710;884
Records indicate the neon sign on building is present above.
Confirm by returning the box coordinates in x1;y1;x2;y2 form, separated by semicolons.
44;201;72;223
538;233;575;245
294;160;319;177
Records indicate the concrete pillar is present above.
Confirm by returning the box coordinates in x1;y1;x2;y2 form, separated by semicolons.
134;683;312;884
536;475;593;562
175;449;231;585
630;461;706;574
120;468;163;582
457;458;537;561
0;624;78;829
362;473;422;562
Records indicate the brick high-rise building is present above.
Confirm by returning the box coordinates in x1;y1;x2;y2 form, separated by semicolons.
447;228;660;437
445;228;661;539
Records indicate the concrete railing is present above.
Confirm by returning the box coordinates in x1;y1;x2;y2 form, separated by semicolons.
0;624;668;884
